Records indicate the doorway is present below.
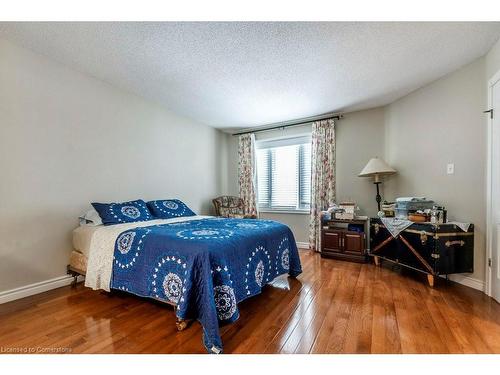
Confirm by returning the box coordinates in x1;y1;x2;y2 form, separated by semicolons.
487;70;500;303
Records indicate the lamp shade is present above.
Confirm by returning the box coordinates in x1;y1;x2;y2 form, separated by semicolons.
358;157;396;179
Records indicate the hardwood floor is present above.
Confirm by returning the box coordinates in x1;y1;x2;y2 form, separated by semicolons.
1;250;499;354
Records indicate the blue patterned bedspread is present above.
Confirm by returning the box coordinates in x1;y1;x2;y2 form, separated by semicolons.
110;217;302;353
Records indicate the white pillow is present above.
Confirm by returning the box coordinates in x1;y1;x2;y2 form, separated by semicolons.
79;207;103;226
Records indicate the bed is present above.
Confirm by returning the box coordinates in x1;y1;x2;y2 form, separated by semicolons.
70;215;302;353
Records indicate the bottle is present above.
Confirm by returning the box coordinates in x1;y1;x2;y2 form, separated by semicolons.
441;207;447;224
430;206;438;224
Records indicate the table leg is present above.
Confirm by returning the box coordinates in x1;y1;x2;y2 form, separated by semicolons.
427;274;435;288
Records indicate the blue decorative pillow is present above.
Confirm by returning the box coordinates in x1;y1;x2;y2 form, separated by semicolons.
91;199;153;225
147;199;196;219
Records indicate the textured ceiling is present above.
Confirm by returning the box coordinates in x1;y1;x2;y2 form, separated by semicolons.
1;22;500;130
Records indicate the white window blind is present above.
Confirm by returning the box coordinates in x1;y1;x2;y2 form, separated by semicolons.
256;135;311;212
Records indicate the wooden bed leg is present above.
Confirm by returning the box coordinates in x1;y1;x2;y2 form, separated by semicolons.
373;256;380;266
427;274;435;288
176;318;192;331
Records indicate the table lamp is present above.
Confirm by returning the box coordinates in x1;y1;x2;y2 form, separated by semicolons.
358;157;396;211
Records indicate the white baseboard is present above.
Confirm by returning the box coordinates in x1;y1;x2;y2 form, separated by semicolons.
296;241;309;249
0;274;85;305
439;274;485;292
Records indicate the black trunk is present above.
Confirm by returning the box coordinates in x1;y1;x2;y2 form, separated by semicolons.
370;218;474;277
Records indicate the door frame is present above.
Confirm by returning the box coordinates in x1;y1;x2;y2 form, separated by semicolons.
486;68;500;297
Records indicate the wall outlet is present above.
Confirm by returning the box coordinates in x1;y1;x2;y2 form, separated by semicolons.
447;163;455;175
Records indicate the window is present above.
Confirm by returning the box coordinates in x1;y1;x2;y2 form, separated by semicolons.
256;135;311;212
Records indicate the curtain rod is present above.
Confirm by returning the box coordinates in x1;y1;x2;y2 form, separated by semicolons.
231;113;343;136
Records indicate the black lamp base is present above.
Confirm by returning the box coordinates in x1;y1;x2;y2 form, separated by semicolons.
374;181;382;212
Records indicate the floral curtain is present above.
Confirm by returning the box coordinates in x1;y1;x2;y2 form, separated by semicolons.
309;119;336;251
238;133;258;217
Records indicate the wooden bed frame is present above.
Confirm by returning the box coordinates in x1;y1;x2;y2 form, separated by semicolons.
66;264;193;331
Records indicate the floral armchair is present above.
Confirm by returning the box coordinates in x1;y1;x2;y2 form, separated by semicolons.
212;196;257;219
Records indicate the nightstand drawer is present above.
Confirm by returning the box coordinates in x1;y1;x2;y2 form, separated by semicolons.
322;230;342;251
344;232;364;253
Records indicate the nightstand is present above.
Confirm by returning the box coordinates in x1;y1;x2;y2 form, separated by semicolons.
320;218;368;263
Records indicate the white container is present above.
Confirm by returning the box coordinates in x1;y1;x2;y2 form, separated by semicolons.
335;212;354;220
395;208;409;219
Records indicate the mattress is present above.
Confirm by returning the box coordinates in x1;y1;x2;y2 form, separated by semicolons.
70;225;101;275
73;225;102;258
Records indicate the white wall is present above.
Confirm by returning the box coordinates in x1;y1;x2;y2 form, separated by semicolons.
336;107;386;215
0;39;228;292
384;57;487;283
227;108;386;244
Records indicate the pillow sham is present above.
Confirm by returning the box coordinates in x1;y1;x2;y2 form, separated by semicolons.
147;199;196;219
79;207;103;226
91;199;153;225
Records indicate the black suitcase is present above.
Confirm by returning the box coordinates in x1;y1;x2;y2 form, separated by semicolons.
370;218;474;287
